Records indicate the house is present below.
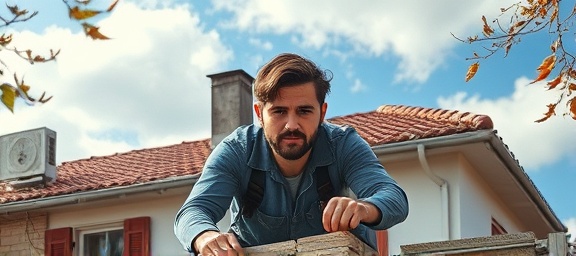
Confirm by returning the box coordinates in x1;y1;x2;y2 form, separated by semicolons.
0;70;567;256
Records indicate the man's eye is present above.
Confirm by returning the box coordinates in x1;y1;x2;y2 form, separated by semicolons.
273;110;286;115
298;109;312;114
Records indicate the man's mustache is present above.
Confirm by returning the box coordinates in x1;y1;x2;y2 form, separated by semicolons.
278;130;306;140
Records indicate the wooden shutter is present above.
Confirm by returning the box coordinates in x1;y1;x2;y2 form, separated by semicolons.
123;216;150;256
376;230;389;256
45;227;73;256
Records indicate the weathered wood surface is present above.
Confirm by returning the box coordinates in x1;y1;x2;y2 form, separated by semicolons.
401;232;538;256
244;231;378;256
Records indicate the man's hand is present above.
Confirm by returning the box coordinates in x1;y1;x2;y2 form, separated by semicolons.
193;230;244;256
321;197;381;232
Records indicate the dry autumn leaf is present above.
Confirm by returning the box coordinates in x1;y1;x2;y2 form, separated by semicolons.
569;97;576;120
69;6;101;20
482;16;494;37
530;54;556;84
82;22;110;40
465;62;479;82
6;4;28;16
535;103;556;123
107;0;119;12
0;34;12;46
547;74;562;90
0;83;16;113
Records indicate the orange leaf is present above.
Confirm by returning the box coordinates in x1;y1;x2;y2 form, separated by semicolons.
569;98;576;120
536;54;556;71
82;23;110;40
535;103;556;123
569;83;576;93
69;6;101;20
550;7;558;22
546;74;562;90
107;0;119;12
6;4;28;16
482;16;494;37
550;40;558;53
0;34;12;46
530;54;556;84
0;83;16;113
465;62;479;82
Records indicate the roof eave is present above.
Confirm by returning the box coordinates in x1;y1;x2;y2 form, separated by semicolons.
372;130;567;234
0;174;201;214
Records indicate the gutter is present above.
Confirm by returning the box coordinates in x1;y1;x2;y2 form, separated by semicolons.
0;174;201;215
371;130;566;234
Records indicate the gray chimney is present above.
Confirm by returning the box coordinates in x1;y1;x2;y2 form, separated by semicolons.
207;70;254;148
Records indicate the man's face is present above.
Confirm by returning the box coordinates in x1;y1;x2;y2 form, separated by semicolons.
255;82;327;161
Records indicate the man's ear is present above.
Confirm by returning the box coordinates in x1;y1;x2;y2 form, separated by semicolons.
320;102;328;121
254;102;263;125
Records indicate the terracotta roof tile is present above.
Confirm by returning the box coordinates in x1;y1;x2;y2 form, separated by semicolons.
0;139;211;204
329;105;493;146
0;105;492;204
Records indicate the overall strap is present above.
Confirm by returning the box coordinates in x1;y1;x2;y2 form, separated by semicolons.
315;165;335;210
241;166;335;218
241;169;265;218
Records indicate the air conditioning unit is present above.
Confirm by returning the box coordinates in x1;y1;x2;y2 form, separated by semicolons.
0;127;57;182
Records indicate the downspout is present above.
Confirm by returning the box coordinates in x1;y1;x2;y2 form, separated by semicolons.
417;144;451;240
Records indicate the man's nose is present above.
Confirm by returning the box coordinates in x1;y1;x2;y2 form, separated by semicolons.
285;114;299;131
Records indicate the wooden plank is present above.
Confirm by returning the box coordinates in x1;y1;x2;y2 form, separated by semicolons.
547;232;567;256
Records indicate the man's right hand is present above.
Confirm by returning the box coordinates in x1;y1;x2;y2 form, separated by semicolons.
193;230;244;256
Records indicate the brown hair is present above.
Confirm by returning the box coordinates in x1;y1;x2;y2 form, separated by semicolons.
254;53;332;105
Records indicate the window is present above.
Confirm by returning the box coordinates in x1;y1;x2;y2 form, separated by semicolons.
80;227;124;256
45;217;150;256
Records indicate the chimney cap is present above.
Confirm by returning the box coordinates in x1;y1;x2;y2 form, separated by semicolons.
207;69;254;83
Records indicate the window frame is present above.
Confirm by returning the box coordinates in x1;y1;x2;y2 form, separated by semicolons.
75;221;124;256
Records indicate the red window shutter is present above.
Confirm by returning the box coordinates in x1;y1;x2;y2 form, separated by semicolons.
376;230;389;256
45;227;73;256
123;216;150;256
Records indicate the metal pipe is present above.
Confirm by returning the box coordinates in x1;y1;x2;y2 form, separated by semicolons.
417;144;450;241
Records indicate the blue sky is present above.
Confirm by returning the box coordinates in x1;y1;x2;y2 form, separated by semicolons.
0;0;574;240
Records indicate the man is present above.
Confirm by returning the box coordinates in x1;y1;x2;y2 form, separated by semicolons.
174;53;408;255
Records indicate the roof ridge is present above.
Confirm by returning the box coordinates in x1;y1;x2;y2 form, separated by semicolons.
376;104;494;130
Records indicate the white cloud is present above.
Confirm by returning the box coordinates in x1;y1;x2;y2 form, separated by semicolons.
210;0;517;83
350;79;366;93
0;2;231;163
438;77;576;171
248;38;273;51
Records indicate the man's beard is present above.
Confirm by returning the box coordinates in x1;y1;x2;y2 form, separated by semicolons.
267;127;319;161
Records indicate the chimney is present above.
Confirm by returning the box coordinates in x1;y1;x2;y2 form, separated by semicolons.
207;70;255;148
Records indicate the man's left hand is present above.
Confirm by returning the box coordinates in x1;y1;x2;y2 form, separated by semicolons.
321;197;380;232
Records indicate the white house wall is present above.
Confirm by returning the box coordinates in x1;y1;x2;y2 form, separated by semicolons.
454;153;527;238
47;188;193;255
384;158;444;255
381;149;530;255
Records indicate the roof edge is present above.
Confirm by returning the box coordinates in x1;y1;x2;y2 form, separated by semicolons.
0;174;201;214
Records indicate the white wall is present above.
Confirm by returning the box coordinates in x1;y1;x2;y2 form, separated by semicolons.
384;158;445;255
48;188;203;256
454;154;526;238
382;149;527;255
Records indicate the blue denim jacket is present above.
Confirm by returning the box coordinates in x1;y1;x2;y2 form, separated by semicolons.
174;122;408;253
